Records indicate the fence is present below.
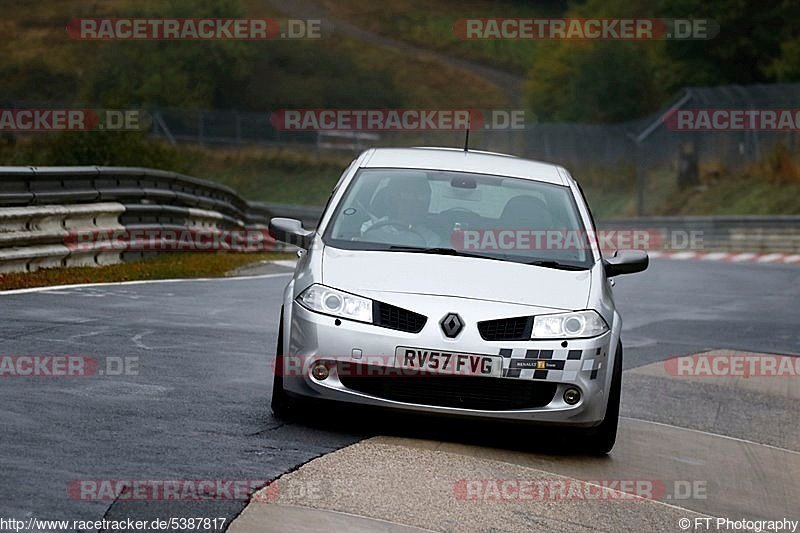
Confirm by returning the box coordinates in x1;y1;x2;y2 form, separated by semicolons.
146;83;800;217
145;83;798;155
3;82;800;221
9;82;795;166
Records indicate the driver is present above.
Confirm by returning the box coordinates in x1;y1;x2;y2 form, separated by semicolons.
361;176;442;246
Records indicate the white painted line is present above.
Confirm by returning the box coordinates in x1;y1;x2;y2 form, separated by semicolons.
648;250;799;265
621;417;800;457
700;252;729;261
0;272;292;296
272;260;299;268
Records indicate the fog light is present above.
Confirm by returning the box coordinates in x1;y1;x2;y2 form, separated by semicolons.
311;362;330;381
563;387;581;405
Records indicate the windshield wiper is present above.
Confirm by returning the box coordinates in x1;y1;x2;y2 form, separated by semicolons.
525;259;588;271
387;246;589;270
387;246;495;260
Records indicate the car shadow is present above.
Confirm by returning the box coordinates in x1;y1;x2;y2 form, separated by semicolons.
285;401;609;458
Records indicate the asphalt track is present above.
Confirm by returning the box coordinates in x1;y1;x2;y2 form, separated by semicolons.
1;259;798;532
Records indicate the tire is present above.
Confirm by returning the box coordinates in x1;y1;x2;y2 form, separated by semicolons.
583;341;623;455
271;308;299;419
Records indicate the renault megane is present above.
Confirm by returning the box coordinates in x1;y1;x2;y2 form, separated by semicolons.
268;147;648;454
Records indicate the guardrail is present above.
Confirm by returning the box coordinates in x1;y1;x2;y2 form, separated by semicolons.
0;203;126;272
1;166;798;273
0;166;281;273
597;216;800;254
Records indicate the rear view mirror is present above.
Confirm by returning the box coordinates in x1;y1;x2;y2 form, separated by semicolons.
603;249;649;277
269;217;314;249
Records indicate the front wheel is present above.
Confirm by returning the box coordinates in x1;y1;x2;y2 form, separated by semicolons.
271;309;299;419
582;341;622;455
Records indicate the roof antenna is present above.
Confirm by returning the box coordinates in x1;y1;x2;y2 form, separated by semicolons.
463;116;470;152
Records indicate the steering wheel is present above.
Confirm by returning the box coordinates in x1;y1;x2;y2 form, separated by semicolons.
440;206;478;224
363;220;428;243
440;207;476;215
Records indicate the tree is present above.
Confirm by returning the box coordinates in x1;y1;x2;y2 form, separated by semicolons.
524;0;669;123
657;0;800;92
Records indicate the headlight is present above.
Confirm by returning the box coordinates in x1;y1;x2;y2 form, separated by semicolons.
532;310;608;339
296;284;373;323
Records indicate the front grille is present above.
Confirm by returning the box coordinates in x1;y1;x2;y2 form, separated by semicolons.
478;316;533;341
373;301;427;333
338;363;556;410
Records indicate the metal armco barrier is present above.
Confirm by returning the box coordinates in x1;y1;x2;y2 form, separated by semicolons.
0;202;125;273
597;216;800;253
1;166;798;273
0;166;286;273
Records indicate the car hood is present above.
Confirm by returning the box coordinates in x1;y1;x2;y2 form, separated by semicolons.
322;246;592;310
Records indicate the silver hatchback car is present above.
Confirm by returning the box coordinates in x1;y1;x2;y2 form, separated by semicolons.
269;147;648;454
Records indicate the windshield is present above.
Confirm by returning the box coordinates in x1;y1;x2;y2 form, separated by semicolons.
323;168;594;268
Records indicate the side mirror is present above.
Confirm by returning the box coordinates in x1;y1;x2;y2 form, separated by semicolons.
269;217;314;249
603;249;649;277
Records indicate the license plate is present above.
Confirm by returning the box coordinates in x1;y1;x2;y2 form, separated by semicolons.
395;346;502;377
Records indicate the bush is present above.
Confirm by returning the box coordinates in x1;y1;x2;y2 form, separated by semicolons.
764;143;800;185
2;131;189;172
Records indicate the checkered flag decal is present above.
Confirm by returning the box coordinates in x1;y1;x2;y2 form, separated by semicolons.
498;346;606;381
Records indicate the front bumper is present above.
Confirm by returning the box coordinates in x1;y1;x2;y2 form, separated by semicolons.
281;298;618;427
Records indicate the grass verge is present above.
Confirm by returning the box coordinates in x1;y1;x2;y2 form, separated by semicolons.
0;252;292;291
317;0;559;74
584;175;800;219
183;145;352;205
0;0;509;112
651;176;800;216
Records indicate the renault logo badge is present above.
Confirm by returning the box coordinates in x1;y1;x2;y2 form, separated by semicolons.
440;313;464;338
